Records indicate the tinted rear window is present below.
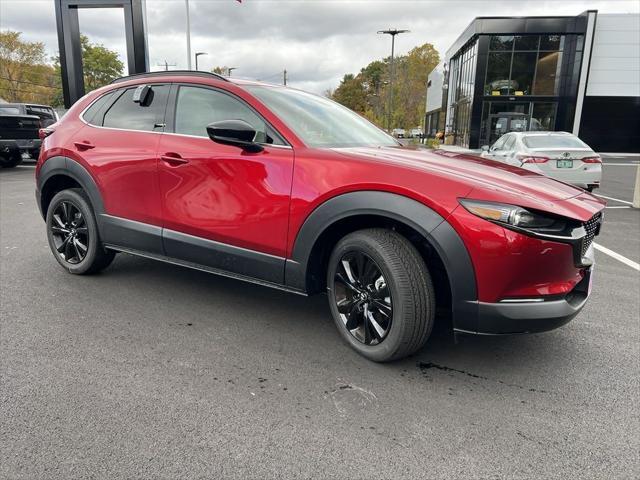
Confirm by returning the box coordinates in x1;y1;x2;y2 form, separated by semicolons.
102;85;169;131
0;107;21;115
523;135;589;149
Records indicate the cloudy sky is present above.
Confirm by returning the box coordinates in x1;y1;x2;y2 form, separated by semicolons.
1;0;639;93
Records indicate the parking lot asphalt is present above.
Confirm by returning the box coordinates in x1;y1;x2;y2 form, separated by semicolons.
1;161;639;479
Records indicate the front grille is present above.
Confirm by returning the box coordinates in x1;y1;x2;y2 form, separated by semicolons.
581;212;602;257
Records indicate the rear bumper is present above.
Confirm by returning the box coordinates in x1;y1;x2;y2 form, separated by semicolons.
458;247;594;335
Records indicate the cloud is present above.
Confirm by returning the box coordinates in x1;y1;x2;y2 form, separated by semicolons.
1;0;639;94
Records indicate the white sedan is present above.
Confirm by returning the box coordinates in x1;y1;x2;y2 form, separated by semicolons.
481;131;602;191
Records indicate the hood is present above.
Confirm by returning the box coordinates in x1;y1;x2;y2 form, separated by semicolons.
331;146;605;221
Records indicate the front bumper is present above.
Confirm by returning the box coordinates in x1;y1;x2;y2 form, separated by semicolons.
460;246;594;335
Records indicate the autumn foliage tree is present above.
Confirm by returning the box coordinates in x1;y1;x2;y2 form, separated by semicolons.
331;42;440;130
0;30;58;104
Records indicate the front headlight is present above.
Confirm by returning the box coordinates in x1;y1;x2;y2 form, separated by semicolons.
459;199;566;232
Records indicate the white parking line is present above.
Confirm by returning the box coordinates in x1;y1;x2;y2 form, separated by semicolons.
604;206;631;209
594;193;633;205
603;162;640;166
594;243;640;271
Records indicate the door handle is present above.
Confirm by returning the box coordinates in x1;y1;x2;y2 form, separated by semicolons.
161;153;189;166
74;141;95;151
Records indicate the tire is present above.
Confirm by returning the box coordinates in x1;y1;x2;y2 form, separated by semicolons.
46;188;116;274
0;153;22;168
326;228;435;362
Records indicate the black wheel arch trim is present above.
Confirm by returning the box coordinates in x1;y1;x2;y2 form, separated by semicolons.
285;191;479;331
36;155;105;219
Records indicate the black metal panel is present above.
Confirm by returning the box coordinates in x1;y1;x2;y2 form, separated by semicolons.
55;0;149;108
579;96;640;153
469;36;490;149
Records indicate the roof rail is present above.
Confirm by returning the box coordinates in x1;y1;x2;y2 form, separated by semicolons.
110;70;229;84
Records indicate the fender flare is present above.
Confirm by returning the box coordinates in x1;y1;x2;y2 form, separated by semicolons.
284;191;479;331
36;156;105;219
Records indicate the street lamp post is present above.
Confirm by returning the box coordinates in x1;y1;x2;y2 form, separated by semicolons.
377;28;409;132
195;52;208;71
185;0;192;69
227;67;237;76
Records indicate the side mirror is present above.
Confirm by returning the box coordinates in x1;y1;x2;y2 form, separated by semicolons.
206;120;264;153
481;145;490;152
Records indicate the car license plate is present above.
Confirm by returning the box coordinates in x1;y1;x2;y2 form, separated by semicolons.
557;159;573;168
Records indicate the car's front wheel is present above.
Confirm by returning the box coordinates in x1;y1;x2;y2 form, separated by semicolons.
46;189;115;274
327;228;435;362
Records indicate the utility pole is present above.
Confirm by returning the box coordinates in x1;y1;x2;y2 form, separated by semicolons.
185;0;192;69
378;28;409;132
157;60;176;71
283;69;287;86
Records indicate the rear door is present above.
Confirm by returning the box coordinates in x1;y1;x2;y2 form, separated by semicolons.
74;84;170;253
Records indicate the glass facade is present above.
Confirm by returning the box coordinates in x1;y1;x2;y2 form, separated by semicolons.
446;40;478;146
444;24;586;148
484;35;567;96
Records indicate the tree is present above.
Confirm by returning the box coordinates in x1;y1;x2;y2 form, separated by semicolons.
331;74;368;113
0;30;59;104
212;66;229;75
51;34;124;106
330;42;440;130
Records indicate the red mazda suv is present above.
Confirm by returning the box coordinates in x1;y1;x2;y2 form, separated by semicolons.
36;71;605;362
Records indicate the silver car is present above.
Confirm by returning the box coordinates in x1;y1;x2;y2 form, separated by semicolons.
481;131;602;191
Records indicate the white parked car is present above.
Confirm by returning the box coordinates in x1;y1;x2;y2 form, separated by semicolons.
481;131;602;191
391;128;406;138
409;128;423;138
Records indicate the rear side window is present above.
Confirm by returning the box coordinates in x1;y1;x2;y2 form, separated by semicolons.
82;92;115;126
102;85;169;132
173;86;285;145
0;107;20;114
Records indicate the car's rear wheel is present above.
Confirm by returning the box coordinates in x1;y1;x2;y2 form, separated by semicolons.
327;228;435;362
46;189;115;274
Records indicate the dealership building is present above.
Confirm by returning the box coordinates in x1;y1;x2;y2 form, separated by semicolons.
425;11;640;152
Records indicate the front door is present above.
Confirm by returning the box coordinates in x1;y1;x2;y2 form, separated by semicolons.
157;84;294;284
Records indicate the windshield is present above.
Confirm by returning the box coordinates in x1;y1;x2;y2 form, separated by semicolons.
523;135;590;149
246;86;398;148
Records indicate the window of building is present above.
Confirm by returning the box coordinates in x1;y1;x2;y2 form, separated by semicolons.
102;85;169;131
510;52;537;95
489;35;514;51
485;52;512;95
485;34;567;97
530;102;557;130
514;35;539;50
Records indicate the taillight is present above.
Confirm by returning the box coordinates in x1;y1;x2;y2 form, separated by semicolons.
39;128;54;140
518;155;549;164
581;157;602;164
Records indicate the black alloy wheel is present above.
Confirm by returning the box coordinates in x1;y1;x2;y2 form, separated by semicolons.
50;201;89;264
327;228;435;362
45;188;115;274
333;251;392;346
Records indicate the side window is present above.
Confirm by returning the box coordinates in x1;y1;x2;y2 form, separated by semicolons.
82;92;115;126
503;134;516;151
102;85;169;132
174;86;284;145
